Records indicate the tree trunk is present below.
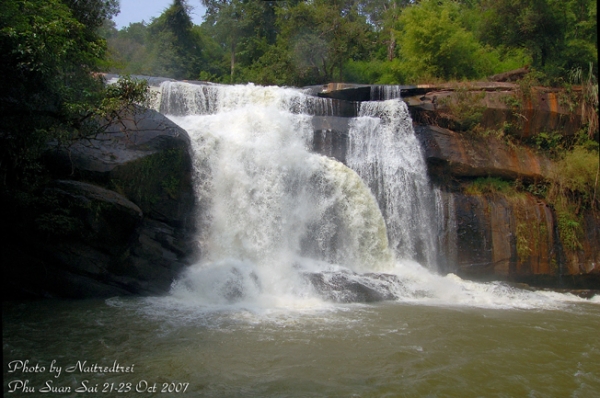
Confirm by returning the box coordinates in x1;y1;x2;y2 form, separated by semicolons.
230;42;235;83
388;30;396;61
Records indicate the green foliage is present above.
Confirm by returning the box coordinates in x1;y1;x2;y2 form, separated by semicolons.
480;0;597;81
556;204;583;251
343;59;404;84
62;0;119;30
515;218;533;260
240;44;295;86
531;132;565;156
146;0;202;80
397;0;493;82
201;0;279;83
0;0;104;186
465;177;517;196
540;144;599;252
569;63;599;138
272;0;374;85
553;146;599;205
100;76;152;125
100;0;595;87
103;22;152;74
0;0;152;189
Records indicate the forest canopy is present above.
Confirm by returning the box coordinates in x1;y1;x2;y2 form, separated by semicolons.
103;0;597;86
0;0;597;189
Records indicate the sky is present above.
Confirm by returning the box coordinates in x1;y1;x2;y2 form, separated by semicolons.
112;0;206;29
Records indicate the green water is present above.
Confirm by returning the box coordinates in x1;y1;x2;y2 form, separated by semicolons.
3;297;600;397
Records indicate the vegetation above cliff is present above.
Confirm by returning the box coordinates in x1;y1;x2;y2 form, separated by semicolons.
102;0;596;87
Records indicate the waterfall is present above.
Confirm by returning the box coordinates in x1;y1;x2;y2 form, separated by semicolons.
156;82;399;305
347;99;438;268
157;81;335;117
370;85;403;101
144;80;585;310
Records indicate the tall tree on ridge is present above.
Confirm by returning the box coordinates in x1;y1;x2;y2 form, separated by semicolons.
200;0;278;82
148;0;202;79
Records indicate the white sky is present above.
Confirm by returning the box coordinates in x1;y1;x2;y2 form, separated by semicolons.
112;0;206;29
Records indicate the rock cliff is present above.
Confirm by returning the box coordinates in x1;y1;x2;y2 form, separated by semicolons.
315;82;599;289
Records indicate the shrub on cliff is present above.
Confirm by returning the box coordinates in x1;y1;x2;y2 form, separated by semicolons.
551;146;599;210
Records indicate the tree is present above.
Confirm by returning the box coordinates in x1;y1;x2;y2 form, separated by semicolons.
147;0;202;79
105;22;152;74
480;0;565;69
356;0;411;61
61;0;119;29
200;0;278;82
0;0;147;188
274;0;373;84
397;0;488;81
562;0;597;75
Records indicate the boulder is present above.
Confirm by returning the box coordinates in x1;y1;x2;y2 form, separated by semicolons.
45;106;195;228
303;270;401;302
47;180;143;252
3;106;198;299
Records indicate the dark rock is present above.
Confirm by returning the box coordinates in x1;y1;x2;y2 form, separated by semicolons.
311;116;349;163
304;270;401;303
318;83;372;102
46;180;143;253
47;106;189;175
3;106;197;299
45;106;195;228
2;181;144;298
315;82;431;102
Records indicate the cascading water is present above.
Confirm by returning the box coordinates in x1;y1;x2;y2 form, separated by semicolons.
370;85;403;101
152;81;590;310
347;99;438;268
157;82;396;307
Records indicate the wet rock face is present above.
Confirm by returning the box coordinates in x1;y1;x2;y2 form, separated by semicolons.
438;189;599;287
3;107;197;299
444;192;558;279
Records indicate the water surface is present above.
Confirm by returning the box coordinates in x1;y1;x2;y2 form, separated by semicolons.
4;296;599;397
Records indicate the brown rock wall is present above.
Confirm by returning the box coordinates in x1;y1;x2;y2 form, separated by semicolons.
446;192;559;279
444;189;599;287
414;125;552;182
